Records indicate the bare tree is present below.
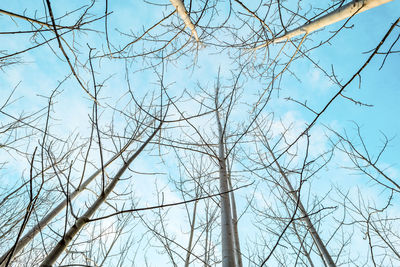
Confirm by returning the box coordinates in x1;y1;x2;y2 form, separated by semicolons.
0;0;399;266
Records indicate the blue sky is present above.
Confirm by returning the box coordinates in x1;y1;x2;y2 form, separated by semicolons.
1;0;400;266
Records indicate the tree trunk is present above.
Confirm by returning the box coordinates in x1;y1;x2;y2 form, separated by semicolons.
39;122;162;266
256;0;392;48
0;133;143;266
215;105;236;267
184;200;198;267
169;0;199;42
228;171;243;267
267;145;336;267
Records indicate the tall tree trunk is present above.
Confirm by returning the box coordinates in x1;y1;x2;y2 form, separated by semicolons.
228;173;243;267
184;200;198;267
0;133;143;266
39;122;162;267
292;221;316;267
215;104;236;267
267;144;336;267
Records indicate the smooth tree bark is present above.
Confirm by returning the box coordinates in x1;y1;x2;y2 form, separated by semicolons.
1;1;399;266
184;199;198;267
256;0;393;48
39;121;163;267
228;173;243;267
291;221;316;267
266;143;336;267
0;133;143;266
169;0;199;42
215;89;236;267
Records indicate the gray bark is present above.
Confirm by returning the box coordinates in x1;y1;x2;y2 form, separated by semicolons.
228;174;243;267
184;200;198;267
0;134;142;266
267;145;336;267
39;122;162;266
215;91;236;267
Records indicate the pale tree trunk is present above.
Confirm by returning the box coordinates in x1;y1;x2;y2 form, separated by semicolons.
267;145;336;267
0;133;142;266
227;171;243;267
184;200;198;267
257;0;392;48
204;203;210;266
39;122;162;267
215;91;236;267
169;0;199;42
292;221;315;267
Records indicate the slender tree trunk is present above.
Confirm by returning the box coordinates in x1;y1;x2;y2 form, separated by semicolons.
184;200;198;267
292;221;316;267
39;122;162;267
204;203;210;267
256;0;392;48
215;106;236;267
228;174;243;267
0;133;142;266
267;145;336;267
